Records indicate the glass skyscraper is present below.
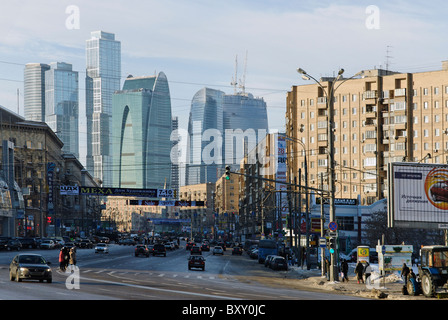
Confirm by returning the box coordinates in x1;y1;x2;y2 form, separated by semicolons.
185;89;269;185
45;62;79;158
111;73;172;189
223;92;268;168
86;31;121;186
24;63;50;121
185;87;224;185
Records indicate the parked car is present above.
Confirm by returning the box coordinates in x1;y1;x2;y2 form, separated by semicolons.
264;255;276;267
135;245;150;257
249;249;259;259
188;255;206;271
269;256;288;271
95;243;109;254
9;254;52;283
232;247;242;255
39;239;56;250
213;246;224;255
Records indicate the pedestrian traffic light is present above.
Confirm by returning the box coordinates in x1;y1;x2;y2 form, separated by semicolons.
225;165;231;180
47;216;52;224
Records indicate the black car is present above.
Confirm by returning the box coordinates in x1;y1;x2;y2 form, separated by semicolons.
17;238;37;249
232;247;243;255
188;255;205;271
190;246;202;255
5;239;22;251
9;254;52;283
269;256;288;271
135;245;150;257
152;243;166;256
79;239;93;249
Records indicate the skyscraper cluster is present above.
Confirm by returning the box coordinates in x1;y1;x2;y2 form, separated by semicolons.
23;30;270;191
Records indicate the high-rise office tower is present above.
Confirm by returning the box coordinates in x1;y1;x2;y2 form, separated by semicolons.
111;73;172;189
185;87;224;185
171;116;180;194
223;92;268;168
45;62;79;158
86;31;121;186
24;63;50;121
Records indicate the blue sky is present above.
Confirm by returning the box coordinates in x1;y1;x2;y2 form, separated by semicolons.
0;0;447;166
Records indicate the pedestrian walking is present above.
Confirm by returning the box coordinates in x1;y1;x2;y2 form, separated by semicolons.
69;247;77;272
355;261;364;284
401;263;410;284
59;248;65;271
364;262;371;283
341;259;349;282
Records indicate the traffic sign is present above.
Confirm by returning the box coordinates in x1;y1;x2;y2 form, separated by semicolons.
319;237;327;248
328;221;338;231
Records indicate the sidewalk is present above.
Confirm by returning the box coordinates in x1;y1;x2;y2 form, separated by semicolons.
287;263;422;300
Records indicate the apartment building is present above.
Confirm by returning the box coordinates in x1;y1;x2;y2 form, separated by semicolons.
286;62;448;206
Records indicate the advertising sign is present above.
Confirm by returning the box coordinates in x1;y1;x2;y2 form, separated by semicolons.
357;246;370;263
388;162;448;229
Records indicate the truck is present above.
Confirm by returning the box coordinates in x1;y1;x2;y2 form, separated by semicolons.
407;245;448;297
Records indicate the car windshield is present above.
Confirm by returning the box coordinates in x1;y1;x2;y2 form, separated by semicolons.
97;244;106;247
19;255;46;264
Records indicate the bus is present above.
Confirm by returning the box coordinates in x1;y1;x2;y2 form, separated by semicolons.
257;239;278;263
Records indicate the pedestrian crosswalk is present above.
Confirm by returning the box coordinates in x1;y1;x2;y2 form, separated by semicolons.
57;268;230;282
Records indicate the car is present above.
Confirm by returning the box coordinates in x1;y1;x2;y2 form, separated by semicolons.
95;243;109;253
152;243;167;256
119;238;135;246
164;242;173;251
430;181;448;202
186;241;195;250
5;239;22;251
201;243;210;252
99;237;110;244
217;242;226;251
190;245;202;255
232;247;242;255
17;237;37;249
213;246;224;255
80;239;94;249
264;255;276;267
40;239;56;250
9;254;52;283
64;242;76;251
249;249;258;259
269;256;288;271
188;255;205;271
135;245;150;257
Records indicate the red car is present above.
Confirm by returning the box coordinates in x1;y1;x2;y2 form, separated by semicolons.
430;181;448;202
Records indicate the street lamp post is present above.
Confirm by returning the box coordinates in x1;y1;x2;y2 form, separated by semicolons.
296;67;363;281
285;135;309;269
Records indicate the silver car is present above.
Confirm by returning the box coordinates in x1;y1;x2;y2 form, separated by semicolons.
95;243;109;253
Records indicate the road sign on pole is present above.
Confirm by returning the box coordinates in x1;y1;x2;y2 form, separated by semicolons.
328;221;338;231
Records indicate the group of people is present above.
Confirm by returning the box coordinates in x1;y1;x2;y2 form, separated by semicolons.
59;246;76;272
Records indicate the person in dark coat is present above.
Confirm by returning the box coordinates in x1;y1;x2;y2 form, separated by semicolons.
401;263;410;284
355;261;364;284
341;259;349;282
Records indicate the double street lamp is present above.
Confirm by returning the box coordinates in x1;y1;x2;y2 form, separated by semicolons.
296;67;363;281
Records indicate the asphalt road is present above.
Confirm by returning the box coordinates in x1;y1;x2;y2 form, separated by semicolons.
0;242;368;301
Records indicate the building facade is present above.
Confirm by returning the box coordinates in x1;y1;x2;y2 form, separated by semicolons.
86;31;121;186
45;62;79;158
111;73;172;190
286;62;448;207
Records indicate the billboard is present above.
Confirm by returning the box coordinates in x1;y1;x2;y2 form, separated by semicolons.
388;162;448;229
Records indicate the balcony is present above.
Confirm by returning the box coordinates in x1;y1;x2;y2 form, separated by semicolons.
363;90;378;99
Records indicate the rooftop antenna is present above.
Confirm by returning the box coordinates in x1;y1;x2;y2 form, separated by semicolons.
231;55;238;94
238;50;248;95
385;45;393;73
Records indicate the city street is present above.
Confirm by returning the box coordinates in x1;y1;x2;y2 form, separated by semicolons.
0;241;365;301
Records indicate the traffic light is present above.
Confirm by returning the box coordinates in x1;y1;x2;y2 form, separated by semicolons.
329;237;336;253
47;216;52;224
225;165;231;180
